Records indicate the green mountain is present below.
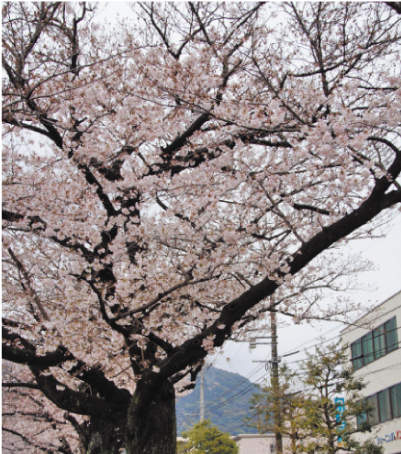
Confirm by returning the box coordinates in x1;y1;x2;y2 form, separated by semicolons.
176;366;260;436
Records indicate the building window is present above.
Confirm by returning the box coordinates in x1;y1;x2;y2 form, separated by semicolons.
378;389;392;423
367;395;379;426
270;444;276;453
385;318;398;352
358;382;401;428
373;325;386;360
351;317;398;370
390;383;401;419
351;341;363;370
362;332;374;366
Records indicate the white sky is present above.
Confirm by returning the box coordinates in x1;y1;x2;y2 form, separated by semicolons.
94;2;401;383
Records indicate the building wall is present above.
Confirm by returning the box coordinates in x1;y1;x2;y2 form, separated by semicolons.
341;291;401;454
233;434;276;454
232;434;293;454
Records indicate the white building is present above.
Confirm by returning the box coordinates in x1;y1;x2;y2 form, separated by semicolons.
232;434;292;454
341;290;401;454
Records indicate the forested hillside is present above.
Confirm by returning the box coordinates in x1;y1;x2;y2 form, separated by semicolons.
176;367;260;435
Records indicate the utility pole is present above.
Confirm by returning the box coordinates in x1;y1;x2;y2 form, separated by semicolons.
250;313;299;453
271;310;283;454
249;311;283;453
200;366;205;422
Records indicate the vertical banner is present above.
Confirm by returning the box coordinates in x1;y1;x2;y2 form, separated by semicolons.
335;397;346;448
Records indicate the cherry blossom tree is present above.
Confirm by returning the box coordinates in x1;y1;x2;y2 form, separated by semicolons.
2;2;401;453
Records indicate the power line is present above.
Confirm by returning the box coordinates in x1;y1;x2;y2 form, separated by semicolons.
181;369;270;430
198;341;401;421
181;309;400;430
183;334;399;425
180;355;271;418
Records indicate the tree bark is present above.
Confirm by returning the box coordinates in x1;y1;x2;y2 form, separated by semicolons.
124;375;176;454
86;417;123;454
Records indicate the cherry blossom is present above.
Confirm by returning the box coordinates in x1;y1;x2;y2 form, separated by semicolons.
2;3;401;453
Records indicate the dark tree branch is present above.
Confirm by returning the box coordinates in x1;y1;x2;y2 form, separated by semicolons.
239;137;293;148
110;278;190;321
368;136;400;156
25;97;64;148
67;360;131;405
22;3;61;62
386;2;401;14
77;164;118;217
2;341;72;368
2;55;23;88
293;203;330;215
161;113;210;158
2;382;40;389
3;325;130;408
83;278;129;336
156;161;401;379
2;317;29;329
2;114;60;142
2;209;24;222
30;366;126;418
2;327;73;368
147;332;176;357
1;209;105;263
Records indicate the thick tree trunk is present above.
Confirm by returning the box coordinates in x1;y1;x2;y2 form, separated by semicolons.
79;375;176;454
124;376;176;454
86;417;123;454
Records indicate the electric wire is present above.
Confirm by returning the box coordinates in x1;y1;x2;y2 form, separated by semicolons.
279;305;400;360
181;305;400;431
182;332;401;429
181;366;271;430
281;325;401;366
